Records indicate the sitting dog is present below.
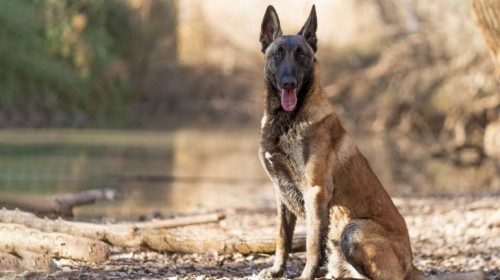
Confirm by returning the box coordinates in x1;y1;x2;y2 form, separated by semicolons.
257;5;485;280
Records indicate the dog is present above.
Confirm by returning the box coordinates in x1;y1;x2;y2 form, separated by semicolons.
257;5;485;280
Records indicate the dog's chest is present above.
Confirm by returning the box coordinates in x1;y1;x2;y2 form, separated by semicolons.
260;119;310;215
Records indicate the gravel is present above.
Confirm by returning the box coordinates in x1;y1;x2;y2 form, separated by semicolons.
4;195;499;280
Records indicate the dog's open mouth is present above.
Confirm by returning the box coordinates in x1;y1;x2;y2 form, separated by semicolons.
280;88;297;112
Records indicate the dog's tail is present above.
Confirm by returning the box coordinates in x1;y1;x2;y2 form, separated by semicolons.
407;266;485;280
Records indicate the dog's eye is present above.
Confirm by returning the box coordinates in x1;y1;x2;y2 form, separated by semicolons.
273;52;282;59
297;52;306;60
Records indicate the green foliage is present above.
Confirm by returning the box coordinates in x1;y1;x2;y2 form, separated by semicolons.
0;0;137;125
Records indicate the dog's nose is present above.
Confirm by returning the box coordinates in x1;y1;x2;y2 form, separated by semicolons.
281;78;297;89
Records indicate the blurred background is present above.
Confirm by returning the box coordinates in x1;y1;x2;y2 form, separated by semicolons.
0;0;499;217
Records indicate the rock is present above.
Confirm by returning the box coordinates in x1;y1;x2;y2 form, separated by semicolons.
484;121;500;159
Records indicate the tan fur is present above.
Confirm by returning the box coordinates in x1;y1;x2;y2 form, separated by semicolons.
259;62;485;280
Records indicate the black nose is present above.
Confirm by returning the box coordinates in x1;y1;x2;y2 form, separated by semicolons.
281;77;297;89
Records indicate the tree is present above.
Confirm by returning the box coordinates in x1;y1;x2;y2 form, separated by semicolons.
472;0;500;78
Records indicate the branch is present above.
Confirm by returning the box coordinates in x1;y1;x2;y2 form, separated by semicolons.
0;188;115;216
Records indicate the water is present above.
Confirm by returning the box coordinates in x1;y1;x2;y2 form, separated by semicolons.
0;129;273;218
0;129;497;218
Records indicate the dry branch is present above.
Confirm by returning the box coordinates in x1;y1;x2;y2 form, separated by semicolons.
0;188;115;216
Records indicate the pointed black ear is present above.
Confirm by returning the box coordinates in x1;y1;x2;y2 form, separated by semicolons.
298;5;318;52
260;5;282;53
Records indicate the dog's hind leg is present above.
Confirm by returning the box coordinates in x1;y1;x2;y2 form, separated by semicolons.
339;219;414;280
327;245;367;279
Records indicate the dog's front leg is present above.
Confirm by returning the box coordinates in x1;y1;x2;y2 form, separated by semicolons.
299;186;330;280
259;199;296;278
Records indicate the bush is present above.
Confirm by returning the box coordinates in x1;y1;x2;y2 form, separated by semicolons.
0;0;135;126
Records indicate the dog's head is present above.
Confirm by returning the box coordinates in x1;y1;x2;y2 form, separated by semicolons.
260;5;317;113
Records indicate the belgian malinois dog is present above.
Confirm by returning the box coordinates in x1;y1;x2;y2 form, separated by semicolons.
258;5;484;280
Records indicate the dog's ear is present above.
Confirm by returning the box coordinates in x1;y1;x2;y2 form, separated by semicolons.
298;5;318;52
260;5;282;53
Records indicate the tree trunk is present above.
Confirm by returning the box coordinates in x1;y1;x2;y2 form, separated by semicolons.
472;0;500;77
0;250;57;273
143;226;305;254
0;252;20;272
0;223;109;263
0;209;223;248
0;208;304;255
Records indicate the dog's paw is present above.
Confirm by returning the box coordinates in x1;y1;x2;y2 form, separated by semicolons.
294;274;311;280
295;269;319;280
258;266;284;279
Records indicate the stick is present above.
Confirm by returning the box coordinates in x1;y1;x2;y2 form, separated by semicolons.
0;188;115;216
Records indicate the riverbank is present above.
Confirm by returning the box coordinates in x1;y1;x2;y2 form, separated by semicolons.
10;195;499;280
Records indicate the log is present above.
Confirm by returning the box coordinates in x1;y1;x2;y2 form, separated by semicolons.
0;223;109;263
0;250;56;273
49;188;115;210
0;208;304;255
143;226;306;254
0;252;19;272
0;209;224;248
16;250;56;273
0;188;115;216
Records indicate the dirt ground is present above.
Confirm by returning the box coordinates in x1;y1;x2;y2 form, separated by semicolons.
4;195;499;280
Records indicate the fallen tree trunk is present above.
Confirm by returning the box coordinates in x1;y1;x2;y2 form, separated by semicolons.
0;247;57;273
15;249;56;273
0;252;20;272
0;188;115;217
143;226;306;254
0;208;304;255
0;209;224;248
0;223;109;263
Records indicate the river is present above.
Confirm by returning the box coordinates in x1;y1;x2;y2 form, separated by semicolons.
0;129;497;218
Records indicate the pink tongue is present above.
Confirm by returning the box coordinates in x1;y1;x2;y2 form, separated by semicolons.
280;89;297;112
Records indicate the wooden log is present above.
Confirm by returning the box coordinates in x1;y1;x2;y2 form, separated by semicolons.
16;250;56;273
0;188;115;216
0;209;224;248
143;226;306;254
0;223;109;263
0;208;302;255
49;188;116;212
0;252;20;272
0;250;56;273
